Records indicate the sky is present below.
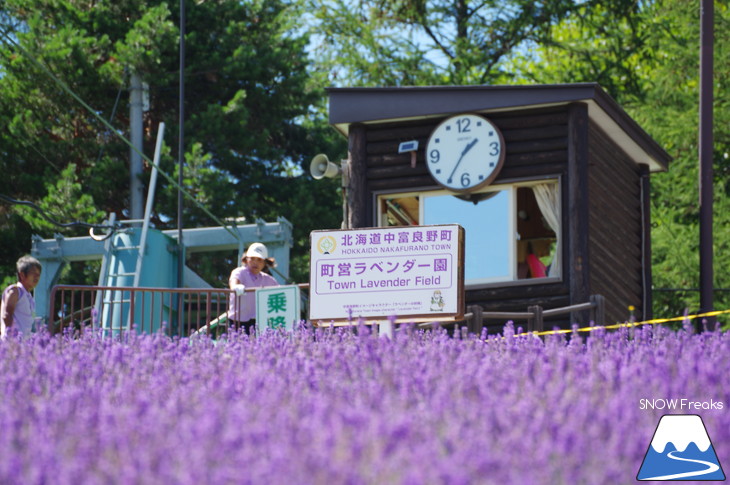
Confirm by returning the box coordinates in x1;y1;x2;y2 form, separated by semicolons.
424;189;512;282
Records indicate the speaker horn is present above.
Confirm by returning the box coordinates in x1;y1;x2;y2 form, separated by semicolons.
310;154;342;179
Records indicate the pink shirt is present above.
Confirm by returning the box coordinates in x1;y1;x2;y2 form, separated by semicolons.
228;266;279;322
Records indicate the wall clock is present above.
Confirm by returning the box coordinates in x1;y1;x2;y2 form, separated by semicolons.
425;113;505;192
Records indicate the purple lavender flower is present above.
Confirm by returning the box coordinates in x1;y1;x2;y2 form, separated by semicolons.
0;325;727;484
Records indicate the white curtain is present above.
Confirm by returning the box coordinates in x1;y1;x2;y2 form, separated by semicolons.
532;183;561;277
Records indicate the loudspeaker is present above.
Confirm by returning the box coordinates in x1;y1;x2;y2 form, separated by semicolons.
310;154;342;179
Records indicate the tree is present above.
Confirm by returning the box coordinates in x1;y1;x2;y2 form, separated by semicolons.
632;1;730;320
306;0;634;86
0;0;342;284
505;0;730;320
504;0;647;101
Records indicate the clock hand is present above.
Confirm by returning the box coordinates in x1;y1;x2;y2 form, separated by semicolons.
447;138;479;183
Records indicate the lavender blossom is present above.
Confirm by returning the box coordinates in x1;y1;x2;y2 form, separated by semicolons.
0;325;727;484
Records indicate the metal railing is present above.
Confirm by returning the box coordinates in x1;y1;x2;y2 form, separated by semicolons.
49;285;237;336
48;285;605;337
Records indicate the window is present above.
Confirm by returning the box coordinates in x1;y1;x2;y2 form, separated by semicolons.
377;180;560;286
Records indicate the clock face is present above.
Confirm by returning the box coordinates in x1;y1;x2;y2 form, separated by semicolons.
425;113;505;192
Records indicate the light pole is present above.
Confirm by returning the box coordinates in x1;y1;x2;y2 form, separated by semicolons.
698;0;714;329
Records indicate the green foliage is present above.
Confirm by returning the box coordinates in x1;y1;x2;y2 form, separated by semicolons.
0;0;342;286
504;1;647;100
158;142;238;226
635;1;730;319
307;0;626;86
16;163;107;236
505;0;730;320
112;3;178;79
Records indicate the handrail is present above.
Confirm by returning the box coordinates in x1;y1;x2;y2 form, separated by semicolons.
48;284;311;337
50;285;235;336
48;285;603;338
465;294;606;335
542;301;594;317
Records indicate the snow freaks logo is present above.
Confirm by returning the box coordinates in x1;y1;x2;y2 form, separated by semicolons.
637;414;725;481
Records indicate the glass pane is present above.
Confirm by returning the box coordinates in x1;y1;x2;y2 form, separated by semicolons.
379;195;420;226
424;190;512;283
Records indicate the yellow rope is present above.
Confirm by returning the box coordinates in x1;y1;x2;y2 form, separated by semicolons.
513;309;730;337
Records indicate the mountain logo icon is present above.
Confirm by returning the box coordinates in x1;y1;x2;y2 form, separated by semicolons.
637;414;725;481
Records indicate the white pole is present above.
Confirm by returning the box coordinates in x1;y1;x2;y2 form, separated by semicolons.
132;122;165;289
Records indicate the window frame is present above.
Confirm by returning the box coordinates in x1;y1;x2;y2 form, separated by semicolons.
374;176;562;289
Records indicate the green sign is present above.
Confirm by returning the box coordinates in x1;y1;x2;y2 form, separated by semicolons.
255;285;301;333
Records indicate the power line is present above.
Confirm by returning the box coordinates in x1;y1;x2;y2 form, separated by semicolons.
0;194;117;231
0;28;242;243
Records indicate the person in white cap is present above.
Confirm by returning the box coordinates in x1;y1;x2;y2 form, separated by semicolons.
228;242;279;334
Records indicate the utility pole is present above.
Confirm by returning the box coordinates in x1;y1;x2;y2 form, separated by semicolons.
129;72;145;222
698;0;714;329
178;0;186;293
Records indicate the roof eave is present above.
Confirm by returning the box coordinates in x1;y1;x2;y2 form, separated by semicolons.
327;83;671;173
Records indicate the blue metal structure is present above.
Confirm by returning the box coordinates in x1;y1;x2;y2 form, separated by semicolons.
100;228;177;333
31;217;293;330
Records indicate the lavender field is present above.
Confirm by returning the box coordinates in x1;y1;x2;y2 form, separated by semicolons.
1;323;728;485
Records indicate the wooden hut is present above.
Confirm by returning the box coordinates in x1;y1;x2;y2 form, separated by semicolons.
326;83;671;330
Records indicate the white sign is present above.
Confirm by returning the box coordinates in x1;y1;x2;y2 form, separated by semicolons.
309;225;464;321
255;285;301;333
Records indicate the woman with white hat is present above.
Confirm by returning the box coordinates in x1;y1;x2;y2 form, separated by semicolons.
228;242;279;334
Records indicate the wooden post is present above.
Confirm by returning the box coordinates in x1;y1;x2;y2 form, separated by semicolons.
590;294;606;326
528;305;544;333
467;304;484;336
347;123;368;228
567;103;591;325
639;164;653;322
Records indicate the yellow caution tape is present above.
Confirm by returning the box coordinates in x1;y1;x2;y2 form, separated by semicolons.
513;309;730;338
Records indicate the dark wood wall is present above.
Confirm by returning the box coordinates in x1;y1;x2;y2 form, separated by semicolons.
468;105;573;315
357;108;571;189
346;103;649;328
587;122;646;324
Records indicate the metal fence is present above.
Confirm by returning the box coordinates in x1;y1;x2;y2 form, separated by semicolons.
49;285;238;336
49;285;606;337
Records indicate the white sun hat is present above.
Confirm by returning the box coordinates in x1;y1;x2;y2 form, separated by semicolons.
245;242;268;259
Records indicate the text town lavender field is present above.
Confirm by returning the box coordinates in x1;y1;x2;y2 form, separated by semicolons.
1;325;728;484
